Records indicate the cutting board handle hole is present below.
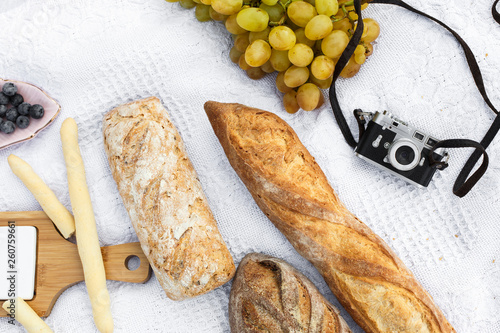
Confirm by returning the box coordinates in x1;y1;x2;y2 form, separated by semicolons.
125;255;141;271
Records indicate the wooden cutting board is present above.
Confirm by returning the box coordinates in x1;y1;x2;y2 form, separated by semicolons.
0;211;151;318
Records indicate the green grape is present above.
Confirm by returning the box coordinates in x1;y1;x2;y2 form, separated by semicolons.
283;90;300;113
269;26;296;50
309;74;333;89
179;0;196;9
211;0;242;15
285;15;301;31
225;14;247;34
195;4;212;21
246;67;266;79
287;1;317;27
296;83;321;111
365;42;373;57
237;8;269;32
259;3;285;23
284;65;310;88
313;39;323;53
200;0;211;5
354;53;366;64
294;28;315;48
165;0;180;2
262;0;279;5
261;60;275;73
353;21;368;39
321;30;349;58
234;32;250;53
315;0;338;16
276;71;293;93
288;43;314;67
363;18;380;43
230;46;243;63
270;48;292;71
304;0;315;6
245;39;272;67
249;26;271;43
209;6;228;20
340;55;361;78
239;54;251;70
310;55;334;80
304;14;333;40
354;44;365;64
332;17;352;34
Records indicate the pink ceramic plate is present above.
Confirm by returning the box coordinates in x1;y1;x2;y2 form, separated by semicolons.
0;79;61;150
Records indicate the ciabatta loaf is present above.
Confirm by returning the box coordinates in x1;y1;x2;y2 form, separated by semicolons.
103;97;235;300
230;253;352;333
204;101;455;333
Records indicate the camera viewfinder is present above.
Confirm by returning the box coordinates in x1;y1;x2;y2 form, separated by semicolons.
414;132;424;141
426;137;438;147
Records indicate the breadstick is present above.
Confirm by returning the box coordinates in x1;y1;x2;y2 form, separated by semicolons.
60;118;113;333
7;154;75;238
2;298;53;333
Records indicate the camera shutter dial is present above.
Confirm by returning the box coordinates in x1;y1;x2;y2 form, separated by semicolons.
387;139;420;171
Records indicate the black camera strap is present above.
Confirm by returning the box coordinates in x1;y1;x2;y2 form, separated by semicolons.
329;0;500;197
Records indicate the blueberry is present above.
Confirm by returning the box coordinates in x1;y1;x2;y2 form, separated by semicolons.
30;104;44;119
16;116;30;129
5;107;18;122
2;82;17;96
0;120;15;134
17;102;31;116
0;93;9;105
0;105;7;118
10;93;23;107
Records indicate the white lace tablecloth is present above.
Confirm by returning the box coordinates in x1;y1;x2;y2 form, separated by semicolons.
1;0;499;332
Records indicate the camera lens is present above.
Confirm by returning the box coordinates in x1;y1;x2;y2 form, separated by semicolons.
387;139;420;171
395;146;416;165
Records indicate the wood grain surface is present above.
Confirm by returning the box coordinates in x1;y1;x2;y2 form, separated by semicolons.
0;211;151;318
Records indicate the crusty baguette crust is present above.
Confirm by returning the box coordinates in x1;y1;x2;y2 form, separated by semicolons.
204;101;455;333
230;253;352;333
103;97;235;300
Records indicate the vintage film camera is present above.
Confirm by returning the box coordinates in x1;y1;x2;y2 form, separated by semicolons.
354;111;449;188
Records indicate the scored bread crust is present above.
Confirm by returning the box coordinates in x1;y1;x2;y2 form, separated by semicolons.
230;253;352;333
204;101;455;333
103;97;235;300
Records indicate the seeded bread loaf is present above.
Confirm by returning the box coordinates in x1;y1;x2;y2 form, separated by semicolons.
230;253;352;332
204;101;455;333
103;97;235;300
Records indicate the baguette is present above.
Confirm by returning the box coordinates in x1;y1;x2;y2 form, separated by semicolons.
204;101;455;333
230;253;352;332
103;97;235;300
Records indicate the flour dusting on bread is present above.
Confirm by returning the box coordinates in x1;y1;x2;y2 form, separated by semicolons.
103;97;235;300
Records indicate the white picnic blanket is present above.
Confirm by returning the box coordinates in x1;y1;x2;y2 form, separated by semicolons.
0;0;499;332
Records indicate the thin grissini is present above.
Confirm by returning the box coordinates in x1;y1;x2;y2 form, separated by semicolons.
60;118;113;333
2;298;53;333
7;154;75;238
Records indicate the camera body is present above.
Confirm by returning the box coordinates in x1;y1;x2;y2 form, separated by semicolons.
355;111;447;188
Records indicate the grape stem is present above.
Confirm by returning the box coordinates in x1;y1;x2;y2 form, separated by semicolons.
269;0;290;26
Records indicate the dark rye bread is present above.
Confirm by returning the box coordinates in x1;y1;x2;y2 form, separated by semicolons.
204;101;455;333
230;253;352;332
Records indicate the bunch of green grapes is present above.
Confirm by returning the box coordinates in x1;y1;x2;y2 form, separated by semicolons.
168;0;380;113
